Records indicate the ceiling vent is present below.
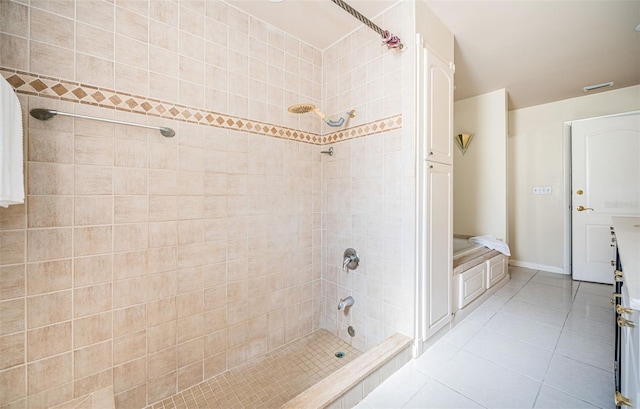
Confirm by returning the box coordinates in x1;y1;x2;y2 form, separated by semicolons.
583;81;614;92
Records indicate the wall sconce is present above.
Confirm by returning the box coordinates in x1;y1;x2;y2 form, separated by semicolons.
454;133;474;155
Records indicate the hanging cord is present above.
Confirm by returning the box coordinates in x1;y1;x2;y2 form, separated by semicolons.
330;0;404;49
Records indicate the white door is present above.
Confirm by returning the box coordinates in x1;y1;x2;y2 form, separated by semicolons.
418;36;454;165
425;161;452;336
571;112;640;283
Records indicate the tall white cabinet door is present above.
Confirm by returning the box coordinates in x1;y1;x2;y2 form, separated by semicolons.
425;162;453;335
422;44;454;165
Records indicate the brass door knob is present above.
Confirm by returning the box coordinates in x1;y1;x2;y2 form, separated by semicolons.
617;305;633;315
615;391;632;406
618;316;635;328
576;205;595;212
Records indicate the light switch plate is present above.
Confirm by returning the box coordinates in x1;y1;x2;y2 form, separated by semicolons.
533;186;552;195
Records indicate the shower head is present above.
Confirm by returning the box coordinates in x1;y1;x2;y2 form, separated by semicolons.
288;103;318;114
287;103;356;127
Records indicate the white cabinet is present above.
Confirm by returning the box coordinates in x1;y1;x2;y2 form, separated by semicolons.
425;161;453;334
419;39;454;166
455;262;486;310
415;33;455;346
487;254;507;289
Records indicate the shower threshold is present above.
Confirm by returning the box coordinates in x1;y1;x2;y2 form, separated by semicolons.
144;329;361;409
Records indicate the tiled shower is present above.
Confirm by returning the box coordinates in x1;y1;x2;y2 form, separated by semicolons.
0;0;417;407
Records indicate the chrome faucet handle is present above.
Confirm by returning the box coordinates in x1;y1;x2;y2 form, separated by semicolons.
342;248;359;272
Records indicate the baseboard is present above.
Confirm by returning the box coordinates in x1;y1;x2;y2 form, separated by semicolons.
508;259;566;275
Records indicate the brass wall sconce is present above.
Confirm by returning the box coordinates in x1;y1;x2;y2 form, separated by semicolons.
454;133;474;155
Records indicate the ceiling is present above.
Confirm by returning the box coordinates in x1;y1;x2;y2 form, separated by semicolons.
228;0;640;110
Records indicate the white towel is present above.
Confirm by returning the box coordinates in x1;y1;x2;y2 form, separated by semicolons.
469;235;511;256
0;75;24;207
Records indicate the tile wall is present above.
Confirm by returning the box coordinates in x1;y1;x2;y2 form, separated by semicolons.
0;0;409;408
320;2;416;351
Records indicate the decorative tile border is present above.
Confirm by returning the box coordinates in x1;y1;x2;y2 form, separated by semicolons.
1;68;401;145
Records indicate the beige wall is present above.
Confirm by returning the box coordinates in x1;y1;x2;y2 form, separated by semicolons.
0;1;328;407
508;85;640;272
320;2;415;351
453;89;508;241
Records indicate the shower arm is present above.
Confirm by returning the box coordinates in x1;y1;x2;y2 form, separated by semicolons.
313;109;356;127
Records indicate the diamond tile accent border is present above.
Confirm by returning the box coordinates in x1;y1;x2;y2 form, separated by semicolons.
2;68;402;145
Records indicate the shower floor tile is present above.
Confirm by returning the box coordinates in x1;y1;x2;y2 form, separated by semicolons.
144;329;361;409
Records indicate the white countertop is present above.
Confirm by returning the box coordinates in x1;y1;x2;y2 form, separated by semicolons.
613;216;640;310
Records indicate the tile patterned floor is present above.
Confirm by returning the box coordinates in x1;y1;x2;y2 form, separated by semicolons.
358;266;616;409
144;329;361;409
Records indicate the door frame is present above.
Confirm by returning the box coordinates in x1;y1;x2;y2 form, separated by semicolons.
563;110;640;278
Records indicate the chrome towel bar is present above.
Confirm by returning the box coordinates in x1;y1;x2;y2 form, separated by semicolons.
29;108;175;137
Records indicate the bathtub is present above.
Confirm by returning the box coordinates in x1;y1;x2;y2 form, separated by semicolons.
452;234;509;320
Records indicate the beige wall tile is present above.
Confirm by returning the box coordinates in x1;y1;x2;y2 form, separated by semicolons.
0;265;25;301
76;0;114;31
114;196;148;224
74;196;113;226
1;33;28;71
147;321;176;354
148;196;177;222
114;139;147;168
27;196;72;228
115;64;149;98
0;231;25;266
177;361;202;391
0;203;26;231
114;33;148;72
26;259;72;295
146;296;176;327
26;290;71;329
74;255;112;287
0;365;26;403
73;312;112;348
115;7;148;42
149;45;179;78
26;228;72;262
113;357;146;394
74;166;113;195
0;1;28;36
147;347;176;380
113;277;146;308
0;332;25;370
73;340;112;379
27;352;72;394
76;54;114;89
73;368;112;399
27;163;74;195
74;226;112;257
114;383;146;409
203;352;226;379
149;221;177;248
113;167;148;195
113;330;145;365
112;250;147;280
113;304;146;337
73;283;112;318
149;143;177;170
177;338;203;368
30;40;75;80
30;8;74;49
30;0;75;19
148;71;179;103
148;169;177;195
27;321;71;361
176;290;203;318
176;313;204;343
28;128;73;163
74;135;114;166
147;370;176;404
113;223;148;252
76;23;114;60
147;246;177;275
0;298;24;336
